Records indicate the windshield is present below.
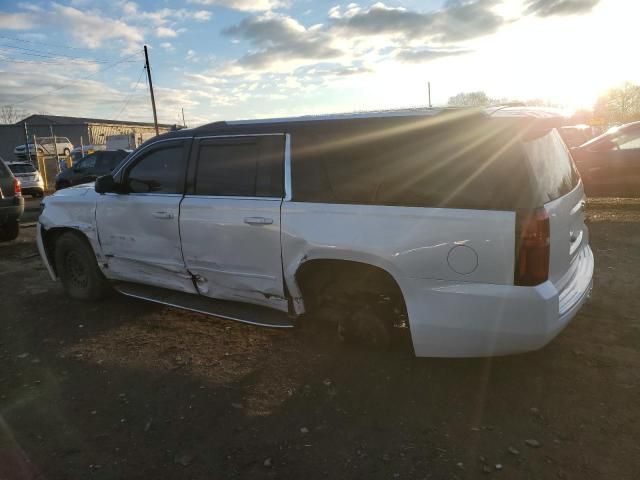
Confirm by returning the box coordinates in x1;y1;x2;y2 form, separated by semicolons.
8;163;36;174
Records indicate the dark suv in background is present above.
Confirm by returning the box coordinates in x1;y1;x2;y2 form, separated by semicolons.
571;121;640;197
55;150;130;190
0;158;24;241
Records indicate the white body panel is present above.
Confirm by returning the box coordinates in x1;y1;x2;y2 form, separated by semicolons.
281;195;593;357
95;193;197;293
36;111;594;358
179;196;287;311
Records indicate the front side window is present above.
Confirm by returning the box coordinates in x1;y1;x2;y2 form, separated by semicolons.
194;136;284;197
126;143;185;194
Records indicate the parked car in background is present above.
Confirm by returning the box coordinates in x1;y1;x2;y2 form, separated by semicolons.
37;107;593;357
14;137;74;160
571;121;640;197
7;161;44;197
559;125;594;148
0;157;24;241
55;150;130;190
70;144;106;164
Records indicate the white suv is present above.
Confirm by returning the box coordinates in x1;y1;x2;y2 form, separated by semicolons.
14;137;73;159
36;107;594;357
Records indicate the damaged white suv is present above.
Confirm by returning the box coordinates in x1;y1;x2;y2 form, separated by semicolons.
37;107;593;357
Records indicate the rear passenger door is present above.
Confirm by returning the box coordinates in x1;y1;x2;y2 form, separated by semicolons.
180;134;287;312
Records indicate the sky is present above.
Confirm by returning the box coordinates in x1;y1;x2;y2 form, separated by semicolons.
0;0;637;126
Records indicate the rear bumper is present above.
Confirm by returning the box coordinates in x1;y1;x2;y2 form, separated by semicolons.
0;197;25;224
403;246;594;357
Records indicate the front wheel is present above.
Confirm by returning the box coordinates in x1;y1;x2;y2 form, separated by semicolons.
54;232;109;301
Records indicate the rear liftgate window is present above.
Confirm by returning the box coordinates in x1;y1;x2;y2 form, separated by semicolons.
291;116;537;210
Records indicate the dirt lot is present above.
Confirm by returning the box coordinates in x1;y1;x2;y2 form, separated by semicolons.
1;198;639;480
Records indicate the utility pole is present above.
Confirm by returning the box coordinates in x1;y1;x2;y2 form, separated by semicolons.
181;107;186;128
428;82;432;108
144;45;159;136
23;122;31;162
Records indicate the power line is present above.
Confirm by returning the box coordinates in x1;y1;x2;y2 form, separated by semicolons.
0;43;113;63
7;50;143;107
0;34;112;53
113;66;146;120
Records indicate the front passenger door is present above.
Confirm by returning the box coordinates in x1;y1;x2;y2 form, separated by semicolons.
96;140;197;293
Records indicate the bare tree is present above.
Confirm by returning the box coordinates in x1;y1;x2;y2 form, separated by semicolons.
447;91;492;107
594;82;640;124
0;105;29;124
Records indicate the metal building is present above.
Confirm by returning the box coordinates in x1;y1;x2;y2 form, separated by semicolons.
0;114;176;162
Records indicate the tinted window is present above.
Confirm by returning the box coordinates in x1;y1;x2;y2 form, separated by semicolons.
522;129;580;204
105;151;129;170
615;129;640;150
195;136;284;197
8;163;36;174
77;155;97;170
292;116;535;210
127;144;185;194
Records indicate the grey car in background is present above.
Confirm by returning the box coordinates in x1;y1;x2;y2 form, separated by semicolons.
7;161;45;198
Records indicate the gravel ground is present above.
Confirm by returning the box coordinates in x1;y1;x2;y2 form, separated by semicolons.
0;198;638;480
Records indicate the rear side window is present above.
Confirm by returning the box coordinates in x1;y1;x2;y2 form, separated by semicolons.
292;116;532;210
126;144;186;194
194;135;284;197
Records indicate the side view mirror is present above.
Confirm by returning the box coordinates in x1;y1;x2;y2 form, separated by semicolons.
95;174;118;194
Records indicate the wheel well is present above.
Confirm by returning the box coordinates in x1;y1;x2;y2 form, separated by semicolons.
42;227;90;275
295;259;408;325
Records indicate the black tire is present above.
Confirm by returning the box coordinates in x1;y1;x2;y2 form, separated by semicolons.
0;221;19;242
337;299;392;350
54;232;109;301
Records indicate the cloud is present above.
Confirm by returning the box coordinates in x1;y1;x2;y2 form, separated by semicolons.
188;0;288;13
395;47;471;63
160;42;175;51
127;5;213;25
156;26;178;38
0;12;37;29
222;13;341;70
524;0;601;17
50;3;143;50
331;1;504;43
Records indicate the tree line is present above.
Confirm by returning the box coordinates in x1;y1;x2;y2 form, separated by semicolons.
447;82;640;125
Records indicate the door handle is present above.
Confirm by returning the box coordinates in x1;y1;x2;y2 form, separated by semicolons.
244;217;273;225
152;211;174;220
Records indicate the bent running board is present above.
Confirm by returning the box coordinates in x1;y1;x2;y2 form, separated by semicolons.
114;282;295;329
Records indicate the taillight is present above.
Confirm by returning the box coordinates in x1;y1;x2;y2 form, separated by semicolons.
14;178;22;196
515;208;550;286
